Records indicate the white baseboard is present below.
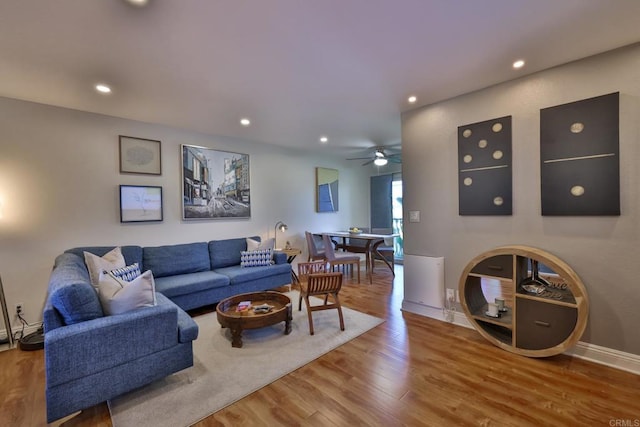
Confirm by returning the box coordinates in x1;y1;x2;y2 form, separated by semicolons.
402;299;640;376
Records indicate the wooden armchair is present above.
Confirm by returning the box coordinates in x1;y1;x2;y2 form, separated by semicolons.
297;262;344;335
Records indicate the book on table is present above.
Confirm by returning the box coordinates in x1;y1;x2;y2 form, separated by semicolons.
236;301;252;312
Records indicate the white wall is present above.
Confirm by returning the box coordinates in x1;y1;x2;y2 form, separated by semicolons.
402;43;640;355
0;97;371;328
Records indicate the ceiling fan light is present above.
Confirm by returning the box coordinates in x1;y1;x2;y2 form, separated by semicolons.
375;150;385;158
374;158;388;166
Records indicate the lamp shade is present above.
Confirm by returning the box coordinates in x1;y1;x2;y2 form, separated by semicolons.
274;221;288;249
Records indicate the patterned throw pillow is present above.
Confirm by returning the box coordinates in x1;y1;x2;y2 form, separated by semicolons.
240;249;274;267
109;263;141;282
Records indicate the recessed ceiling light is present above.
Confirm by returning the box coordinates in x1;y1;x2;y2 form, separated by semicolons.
240;118;251;126
125;0;149;7
319;136;328;143
513;59;525;69
95;84;111;94
407;95;417;103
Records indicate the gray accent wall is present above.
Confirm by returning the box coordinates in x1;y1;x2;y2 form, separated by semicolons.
402;43;640;355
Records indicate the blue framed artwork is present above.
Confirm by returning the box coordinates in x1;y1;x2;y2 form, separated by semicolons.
316;167;339;212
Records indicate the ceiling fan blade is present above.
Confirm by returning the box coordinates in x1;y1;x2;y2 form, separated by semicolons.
361;159;374;166
347;156;373;160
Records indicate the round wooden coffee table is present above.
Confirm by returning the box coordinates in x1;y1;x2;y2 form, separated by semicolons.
216;291;292;348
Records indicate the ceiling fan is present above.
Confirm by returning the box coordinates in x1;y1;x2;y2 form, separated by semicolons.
347;146;401;166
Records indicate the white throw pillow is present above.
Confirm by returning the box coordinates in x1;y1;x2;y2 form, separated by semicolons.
246;237;275;251
84;247;126;289
97;270;157;315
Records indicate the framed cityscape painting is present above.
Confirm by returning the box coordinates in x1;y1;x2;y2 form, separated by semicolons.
181;145;251;220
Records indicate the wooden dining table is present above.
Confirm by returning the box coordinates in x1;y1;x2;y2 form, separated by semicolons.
319;231;398;284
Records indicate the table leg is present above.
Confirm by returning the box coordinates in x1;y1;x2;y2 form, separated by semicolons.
372;239;395;276
365;241;373;284
284;303;292;335
230;324;244;348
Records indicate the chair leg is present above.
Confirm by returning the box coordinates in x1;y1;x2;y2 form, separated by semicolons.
356;262;360;283
304;296;315;335
334;293;345;331
298;294;303;311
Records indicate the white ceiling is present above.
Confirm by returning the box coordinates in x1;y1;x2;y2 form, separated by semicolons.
1;0;640;158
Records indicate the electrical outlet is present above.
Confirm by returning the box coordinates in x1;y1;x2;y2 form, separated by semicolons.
446;288;455;301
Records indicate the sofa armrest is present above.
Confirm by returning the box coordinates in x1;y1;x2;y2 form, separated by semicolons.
45;304;181;388
273;251;287;264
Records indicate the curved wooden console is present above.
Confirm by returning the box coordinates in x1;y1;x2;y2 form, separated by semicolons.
458;245;589;357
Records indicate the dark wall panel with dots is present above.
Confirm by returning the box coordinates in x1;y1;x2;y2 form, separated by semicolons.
540;92;619;216
458;116;512;215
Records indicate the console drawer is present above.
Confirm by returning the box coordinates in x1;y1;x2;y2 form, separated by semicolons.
471;255;513;279
516;298;577;350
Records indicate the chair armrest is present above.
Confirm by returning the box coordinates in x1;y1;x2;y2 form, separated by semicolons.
45;304;180;388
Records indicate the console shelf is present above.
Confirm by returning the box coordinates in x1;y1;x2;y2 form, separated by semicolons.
459;245;589;357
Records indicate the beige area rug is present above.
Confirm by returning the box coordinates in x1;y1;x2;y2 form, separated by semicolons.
108;290;384;427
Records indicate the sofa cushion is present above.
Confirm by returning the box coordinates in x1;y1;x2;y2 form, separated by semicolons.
214;262;292;285
240;249;274;267
97;270;157;315
143;242;210;278
49;253;104;325
154;270;230;298
209;236;260;269
83;247;126;288
66;246;143;269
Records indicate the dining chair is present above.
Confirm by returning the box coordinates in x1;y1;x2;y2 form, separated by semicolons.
296;263;344;335
322;234;361;283
296;261;327;311
371;227;395;275
305;231;326;262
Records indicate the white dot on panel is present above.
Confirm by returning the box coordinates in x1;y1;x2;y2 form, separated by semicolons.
463;154;472;163
478;139;487;148
570;185;585;196
492;123;503;133
570;122;584;133
463;129;472;138
463;177;472;186
492;150;503;160
493;196;504;206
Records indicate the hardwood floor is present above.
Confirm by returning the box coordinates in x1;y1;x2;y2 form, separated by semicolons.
1;264;639;426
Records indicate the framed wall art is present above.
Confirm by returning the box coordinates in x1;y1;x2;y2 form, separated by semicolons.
540;92;619;216
181;144;251;220
316;167;339;212
458;116;512;215
119;185;163;223
119;135;162;175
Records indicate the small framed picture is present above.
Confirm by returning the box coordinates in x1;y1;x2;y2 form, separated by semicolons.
119;135;162;175
120;185;163;223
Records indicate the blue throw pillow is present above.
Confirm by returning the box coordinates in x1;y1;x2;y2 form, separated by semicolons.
240;249;274;267
109;263;141;282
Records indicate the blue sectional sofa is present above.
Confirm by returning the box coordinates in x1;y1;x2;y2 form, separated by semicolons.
43;236;292;422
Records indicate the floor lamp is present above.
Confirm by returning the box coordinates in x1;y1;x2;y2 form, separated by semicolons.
0;275;14;347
